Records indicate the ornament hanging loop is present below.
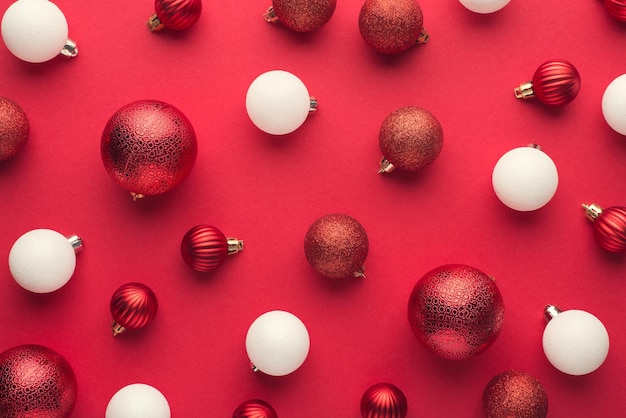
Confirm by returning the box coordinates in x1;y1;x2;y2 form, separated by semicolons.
147;14;164;31
227;238;244;254
309;97;318;113
582;203;603;221
417;28;429;44
67;235;83;254
514;81;534;99
378;157;395;174
544;304;562;322
60;39;78;58
264;6;278;22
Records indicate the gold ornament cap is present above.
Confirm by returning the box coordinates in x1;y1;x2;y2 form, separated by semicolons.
582;203;603;222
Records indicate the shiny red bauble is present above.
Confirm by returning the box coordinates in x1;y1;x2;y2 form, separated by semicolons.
482;371;548;418
514;60;580;106
0;97;29;161
232;399;278;418
0;344;77;418
583;203;626;253
407;264;505;360
101;100;197;199
148;0;203;31
604;0;626;21
360;383;407;418
265;0;336;32
110;282;159;336
181;225;244;272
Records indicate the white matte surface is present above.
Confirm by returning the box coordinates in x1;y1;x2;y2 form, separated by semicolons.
601;74;626;136
105;383;171;418
459;0;511;13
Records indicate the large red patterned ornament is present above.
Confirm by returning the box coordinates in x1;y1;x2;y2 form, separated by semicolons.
407;264;504;360
514;60;580;106
101;100;197;200
148;0;203;31
482;370;548;418
0;97;29;161
110;282;159;336
264;0;336;32
604;0;626;21
232;399;278;418
0;344;77;418
360;383;407;418
181;225;244;272
583;203;626;253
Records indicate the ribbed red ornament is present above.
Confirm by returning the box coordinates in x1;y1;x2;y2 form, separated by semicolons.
148;0;202;31
514;60;580;106
110;282;159;336
232;399;278;418
360;383;407;418
181;225;244;272
0;344;77;418
583;203;626;253
604;0;626;21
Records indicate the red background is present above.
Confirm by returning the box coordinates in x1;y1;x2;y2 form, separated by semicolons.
1;0;625;416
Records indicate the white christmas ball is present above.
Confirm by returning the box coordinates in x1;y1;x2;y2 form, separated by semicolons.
1;0;68;63
105;383;171;418
245;310;310;376
492;146;558;211
601;74;626;136
543;309;609;376
245;70;312;135
459;0;511;13
9;229;76;293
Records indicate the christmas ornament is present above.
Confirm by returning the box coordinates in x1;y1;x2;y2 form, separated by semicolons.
105;383;170;418
542;305;609;376
110;282;158;336
582;203;626;253
604;0;626;21
1;0;77;63
482;371;548;418
233;399;278;418
101;100;197;199
491;145;558;211
378;106;443;174
147;0;202;31
245;310;310;376
601;74;626;135
8;229;83;293
0;97;29;161
458;0;510;13
514;60;580;106
407;264;504;360
181;225;244;272
246;70;317;135
0;344;77;418
358;0;428;54
304;213;369;279
360;383;407;418
264;0;335;32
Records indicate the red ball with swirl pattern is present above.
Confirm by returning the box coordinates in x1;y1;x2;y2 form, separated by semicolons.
583;203;626;253
110;282;159;336
181;225;244;272
232;399;277;418
514;60;580;106
360;383;407;418
148;0;202;31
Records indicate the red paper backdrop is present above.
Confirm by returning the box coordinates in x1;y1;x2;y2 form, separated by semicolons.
1;0;625;416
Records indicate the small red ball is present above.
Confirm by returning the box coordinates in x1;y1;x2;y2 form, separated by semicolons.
360;383;407;418
483;370;548;418
304;213;369;279
0;344;77;418
358;0;425;54
270;0;336;32
181;225;243;272
110;282;159;336
378;106;443;173
531;60;580;106
0;97;29;161
604;0;626;21
584;203;626;253
232;399;278;418
407;264;505;360
154;0;202;30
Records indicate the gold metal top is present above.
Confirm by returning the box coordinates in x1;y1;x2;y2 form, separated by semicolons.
112;321;126;336
378;157;396;174
514;81;535;99
544;305;562;322
227;238;244;254
131;192;145;201
67;235;83;254
264;6;278;23
583;203;603;222
60;39;78;58
353;265;366;278
147;13;165;31
309;97;318;113
250;362;260;372
417;28;429;44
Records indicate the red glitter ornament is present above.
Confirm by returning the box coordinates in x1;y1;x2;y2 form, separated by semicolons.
483;370;548;418
181;225;244;272
378;106;443;174
360;383;407;418
407;264;505;360
148;0;203;31
0;344;77;418
0;97;29;161
583;203;626;253
110;282;159;336
101;100;197;200
264;0;336;32
514;60;581;106
604;0;626;21
232;399;278;418
358;0;428;54
304;213;369;279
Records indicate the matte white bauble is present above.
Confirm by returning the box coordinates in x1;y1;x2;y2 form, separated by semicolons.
542;305;609;376
105;383;171;418
492;146;558;211
459;0;511;13
245;70;315;135
9;229;82;293
601;74;626;135
245;310;310;376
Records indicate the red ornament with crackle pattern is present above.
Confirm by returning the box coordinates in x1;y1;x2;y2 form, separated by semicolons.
361;383;407;418
148;0;202;31
110;282;159;336
181;225;244;272
514;60;580;106
483;370;548;418
583;203;626;253
232;399;278;418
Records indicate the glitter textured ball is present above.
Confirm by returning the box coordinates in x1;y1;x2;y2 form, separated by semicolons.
360;383;407;418
0;97;29;161
583;203;626;253
407;264;505;360
0;344;77;418
148;0;202;31
358;0;427;54
101;100;197;199
110;282;159;336
378;106;443;173
482;371;548;418
181;225;244;272
514;60;580;106
232;399;278;418
304;213;369;279
265;0;336;32
604;0;626;21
